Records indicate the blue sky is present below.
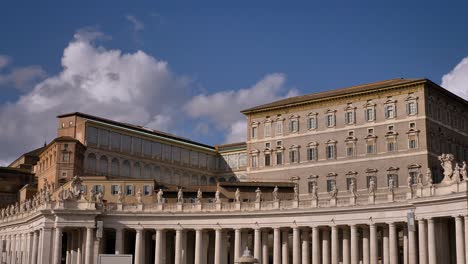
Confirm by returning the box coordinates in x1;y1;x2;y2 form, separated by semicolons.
0;0;467;163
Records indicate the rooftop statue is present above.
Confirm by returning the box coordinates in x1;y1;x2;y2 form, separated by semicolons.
235;188;241;203
272;186;278;201
156;189;164;204
439;153;454;183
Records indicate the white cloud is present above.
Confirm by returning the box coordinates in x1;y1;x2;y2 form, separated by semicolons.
126;15;145;32
0;55;10;70
0;28;189;163
0;66;46;91
184;73;299;143
441;57;468;100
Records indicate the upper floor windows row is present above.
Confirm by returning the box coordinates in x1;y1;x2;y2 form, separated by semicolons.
250;97;419;139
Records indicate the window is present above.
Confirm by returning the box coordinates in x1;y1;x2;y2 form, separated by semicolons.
388;125;394;131
265;142;271;149
367;142;376;154
368;128;374;134
308;148;317;161
308;181;317;193
143;185;152;195
276;141;282;147
346;145;355;157
290;149;299;163
264;123;271;137
290;120;299;133
326;114;336;127
276;152;283;165
326;145;336;159
61;122;65;128
366;176;377;188
409;122;416;129
62;152;70;162
385;105;396;119
265;153;271;166
308;117;317;129
276;121;283;135
125;185;134;195
409;171;418;185
251;127;258;139
407;102;418;115
346;178;354;190
348;131;354;137
111;185;119;195
345;111;355;124
326;179;336;192
409;138;418;149
69;121;73;126
251;156;258;168
92;185;104;194
365;108;375;122
387;141;396;152
387;174;398;187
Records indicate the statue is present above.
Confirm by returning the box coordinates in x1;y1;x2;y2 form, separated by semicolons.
136;189;142;204
1;208;5;219
272;186;278;201
438;154;454;182
330;185;338;199
96;191;104;204
454;163;462;182
462;161;467;180
117;186;123;203
294;184;299;201
388;177;394;192
215;187;220;202
44;188;51;203
235;188;241;203
177;188;183;203
197;188;203;202
417;171;423;185
156;189;164;204
90;191;97;203
25;199;31;211
426;168;433;185
255;188;262;202
349;179;356;197
70;176;83;199
368;178;376;194
407;175;413;189
311;184;318;199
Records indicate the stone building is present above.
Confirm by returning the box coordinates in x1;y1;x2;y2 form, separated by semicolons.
0;78;467;264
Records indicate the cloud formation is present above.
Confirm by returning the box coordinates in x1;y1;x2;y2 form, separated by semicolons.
0;55;10;70
441;57;468;100
0;55;46;91
126;15;145;32
184;73;299;143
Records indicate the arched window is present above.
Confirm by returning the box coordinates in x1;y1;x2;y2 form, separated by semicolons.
143;165;152;179
99;156;108;175
87;153;97;173
209;177;217;185
200;175;207;186
191;174;199;185
122;160;130;177
111;158;119;176
133;162;141;178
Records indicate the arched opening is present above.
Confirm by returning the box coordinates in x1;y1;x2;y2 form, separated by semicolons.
122;160;130;177
86;153;97;173
133;162;141;178
111;158;119;176
99;156;108;175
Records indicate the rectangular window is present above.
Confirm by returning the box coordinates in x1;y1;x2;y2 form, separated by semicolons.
387;141;396;152
251;156;258;168
264;123;271;137
326;145;336;159
308;181;317;193
346;178;354;190
409;122;416;129
251;127;258;139
98;129;109;147
110;132;121;151
326;179;336;192
111;185;119;195
368;128;374;134
290;150;298;163
276;152;283;165
409;171;418;185
407;102;418;115
276;122;283;135
345;111;355;124
62;152;70;162
265;142;271;149
308;117;317;129
265;153;271;166
276;141;282;147
366;176;377;188
367;143;376;154
92;185;104;194
326;114;335;127
409;139;417;149
290;120;299;132
308;148;317;161
365;108;375;121
125;185;134;196
388;125;394;131
121;135;131;153
143;185;152;195
385;105;395;119
86;126;98;146
346;146;355;157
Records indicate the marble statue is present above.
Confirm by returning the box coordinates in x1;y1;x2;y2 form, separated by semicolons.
272;186;279;201
311;184;318;199
96;191;103;204
388;177;394;192
368;178;376;194
70;176;83;199
177;188;183;203
255;188;262;202
215;188;220;202
294;184;299;201
454;163;461;182
157;189;164;204
439;153;454;182
462;161;467;180
197;189;203;202
417;171;423;185
330;185;338;198
235;188;240;203
426;168;432;185
117;186;123;203
136;189;142;204
349;179;356;196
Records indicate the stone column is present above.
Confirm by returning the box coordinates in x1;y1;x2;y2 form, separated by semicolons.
322;228;330;264
254;228;262;262
114;228;123;255
175;229;183;264
292;227;300;264
350;225;358;264
194;229;202;264
234;229;241;261
370;224;377;264
362;227;369;264
418;219;427;264
134;229;143;264
262;230;269;264
301;229;310;264
11;234;17;264
408;225;417;264
84;227;94;264
5;234;10;264
427;219;436;264
53;227;63;264
281;229;289;264
343;227;350;264
214;229;222;264
389;223;398;264
331;226;338;264
27;232;33;264
383;226;389;264
273;228;281;264
403;227;408;264
312;226;320;264
155;229;164;264
455;216;465;264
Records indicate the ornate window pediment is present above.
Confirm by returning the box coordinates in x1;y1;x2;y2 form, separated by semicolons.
406;128;420;135
346;171;358;176
365;134;378;140
384;97;397;104
289;114;300;119
308;112;318;117
251;121;259;126
308;141;319;147
407;164;421;169
405;93;419;101
345;136;357;142
326;139;338;145
363;100;376;107
308;175;319;179
250;149;260;154
387;166;399;171
344;103;357;111
327;172;338;177
324;109;337;114
385;131;398;137
289;144;300;149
